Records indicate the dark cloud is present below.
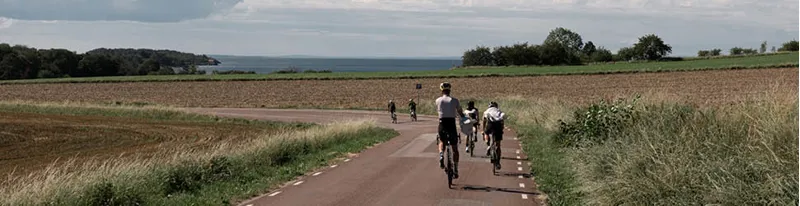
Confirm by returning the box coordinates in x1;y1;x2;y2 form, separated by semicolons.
0;0;242;22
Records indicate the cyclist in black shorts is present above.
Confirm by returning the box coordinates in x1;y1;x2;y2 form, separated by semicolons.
435;82;465;178
482;101;506;169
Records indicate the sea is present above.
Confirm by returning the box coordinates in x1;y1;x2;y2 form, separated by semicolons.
197;55;463;74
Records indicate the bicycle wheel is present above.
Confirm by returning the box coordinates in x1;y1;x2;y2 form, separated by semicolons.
446;146;453;188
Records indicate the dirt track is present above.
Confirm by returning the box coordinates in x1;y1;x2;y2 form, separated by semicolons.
0;68;795;109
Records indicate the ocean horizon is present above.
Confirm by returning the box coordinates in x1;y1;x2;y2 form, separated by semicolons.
198;55;463;74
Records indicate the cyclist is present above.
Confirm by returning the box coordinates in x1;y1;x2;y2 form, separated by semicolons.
388;100;396;121
482;101;506;170
435;82;465;179
464;101;480;153
408;98;417;118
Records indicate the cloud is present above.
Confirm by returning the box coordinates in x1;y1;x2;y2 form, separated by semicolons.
0;17;12;29
0;0;242;22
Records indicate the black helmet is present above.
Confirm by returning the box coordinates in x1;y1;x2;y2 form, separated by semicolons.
489;101;498;108
467;101;475;108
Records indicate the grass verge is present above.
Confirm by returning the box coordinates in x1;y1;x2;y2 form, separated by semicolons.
0;102;398;205
501;89;798;205
1;117;396;206
0;52;795;84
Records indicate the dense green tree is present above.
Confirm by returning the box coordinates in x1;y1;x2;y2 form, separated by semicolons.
544;27;584;55
617;47;637;61
760;41;767;53
461;46;493;66
582;41;596;56
778;40;799;51
590;47;613;62
632;34;672;60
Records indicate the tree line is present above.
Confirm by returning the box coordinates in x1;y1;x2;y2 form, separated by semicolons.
0;43;220;80
697;40;799;57
462;27;799;67
461;27;673;67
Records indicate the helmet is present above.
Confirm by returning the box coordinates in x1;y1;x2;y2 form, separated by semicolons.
439;82;451;91
489;101;498;108
389;100;393;103
467;101;475;108
409;99;414;102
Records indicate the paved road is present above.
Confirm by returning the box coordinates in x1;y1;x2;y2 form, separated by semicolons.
183;108;542;206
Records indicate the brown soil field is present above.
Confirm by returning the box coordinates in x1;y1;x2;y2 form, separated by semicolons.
0;68;796;109
0;112;278;177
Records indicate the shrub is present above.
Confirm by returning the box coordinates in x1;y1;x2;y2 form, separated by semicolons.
554;95;640;147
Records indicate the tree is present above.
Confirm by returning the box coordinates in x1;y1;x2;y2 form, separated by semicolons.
730;47;744;55
461;46;493;66
760;41;767;53
539;41;580;65
582;41;596;56
698;50;710;57
77;54;120;77
632;34;672;60
617;47;638;61
778;40;799;51
590;47;613;62
544;27;584;55
771;46;776;53
710;49;722;56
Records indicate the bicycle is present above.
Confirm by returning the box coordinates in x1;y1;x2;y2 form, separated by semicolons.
465;132;475;157
440;134;456;188
489;133;500;175
391;112;397;124
410;110;417;122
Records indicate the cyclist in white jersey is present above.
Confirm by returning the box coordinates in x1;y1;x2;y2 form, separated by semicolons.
435;82;465;179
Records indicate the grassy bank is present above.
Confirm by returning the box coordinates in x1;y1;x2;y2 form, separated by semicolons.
0;104;398;206
0;52;795;84
500;91;798;205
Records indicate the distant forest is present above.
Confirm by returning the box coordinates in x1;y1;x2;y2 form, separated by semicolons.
0;43;220;80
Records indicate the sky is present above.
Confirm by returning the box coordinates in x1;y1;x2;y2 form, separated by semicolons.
0;0;797;58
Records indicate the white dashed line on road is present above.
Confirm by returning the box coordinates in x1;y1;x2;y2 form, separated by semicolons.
517;161;522;165
331;165;338;168
518;175;523;179
516;150;520;154
516;155;521;159
522;194;529;199
246;204;253;206
293;181;304;186
268;191;282;197
344;159;351;162
519;183;526;188
312;172;323;176
518;167;523;171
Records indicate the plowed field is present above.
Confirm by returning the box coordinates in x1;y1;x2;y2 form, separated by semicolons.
0;68;796;109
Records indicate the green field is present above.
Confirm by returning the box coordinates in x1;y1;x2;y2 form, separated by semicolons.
0;52;796;84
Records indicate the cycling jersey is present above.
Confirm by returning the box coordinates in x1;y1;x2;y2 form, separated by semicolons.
435;95;461;119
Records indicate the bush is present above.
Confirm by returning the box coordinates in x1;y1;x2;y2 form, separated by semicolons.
554;96;640;147
87;181;143;206
211;70;256;75
303;69;332;73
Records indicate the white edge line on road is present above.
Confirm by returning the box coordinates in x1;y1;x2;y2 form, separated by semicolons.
522;194;529;199
519;183;526;188
518;167;523;171
344;159;351;162
312;172;323;176
268;191;282;197
293;181;304;186
246;204;253;206
331;165;338;168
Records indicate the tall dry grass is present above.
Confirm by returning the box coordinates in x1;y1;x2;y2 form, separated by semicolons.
0;103;388;205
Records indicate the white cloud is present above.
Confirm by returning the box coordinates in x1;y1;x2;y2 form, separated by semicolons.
0;17;12;29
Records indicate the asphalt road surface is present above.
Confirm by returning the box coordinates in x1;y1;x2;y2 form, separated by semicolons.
183;108;542;206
